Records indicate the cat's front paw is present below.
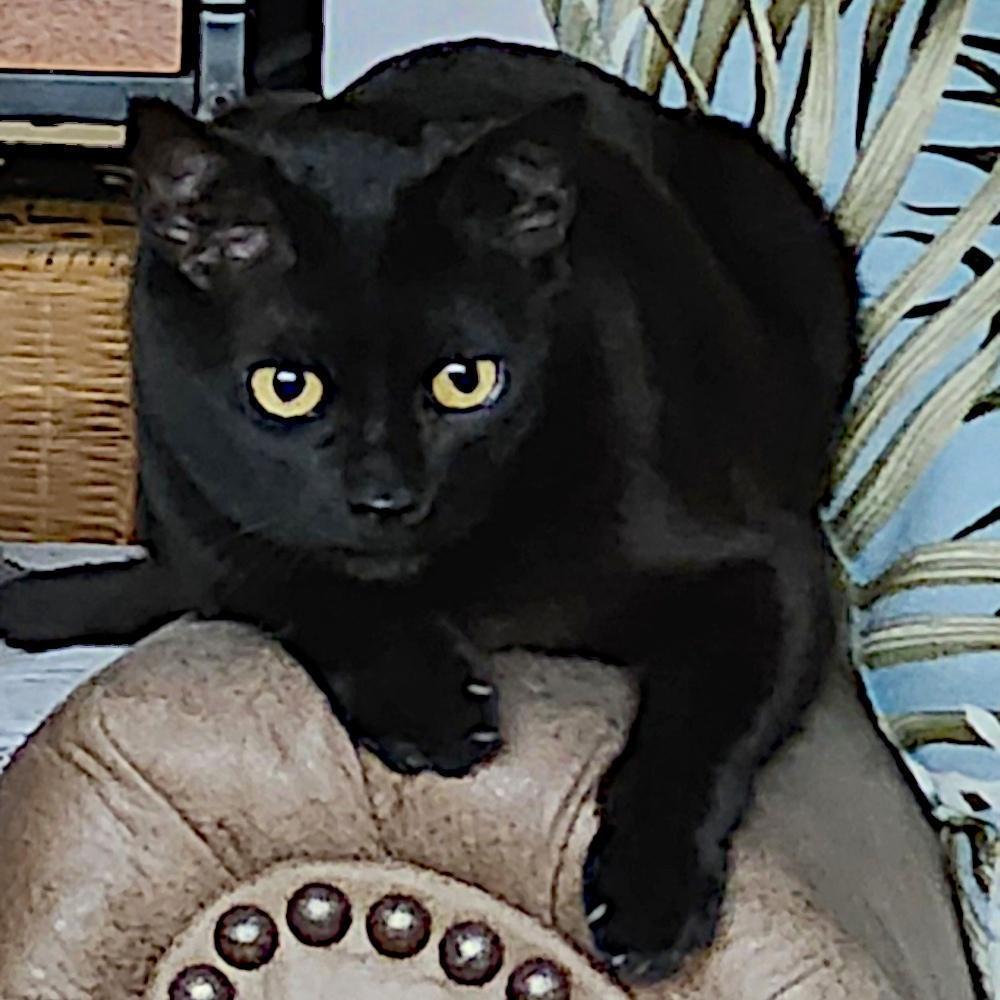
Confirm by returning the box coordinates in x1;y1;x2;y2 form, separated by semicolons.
333;627;502;778
583;790;726;984
360;674;501;777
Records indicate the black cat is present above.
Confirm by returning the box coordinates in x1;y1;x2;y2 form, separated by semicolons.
0;40;858;983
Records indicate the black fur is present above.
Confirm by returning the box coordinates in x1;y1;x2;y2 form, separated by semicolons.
0;40;859;983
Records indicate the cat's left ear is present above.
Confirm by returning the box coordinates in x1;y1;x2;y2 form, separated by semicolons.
127;98;293;290
444;94;586;262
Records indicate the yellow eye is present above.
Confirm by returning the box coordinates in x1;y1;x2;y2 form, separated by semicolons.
428;358;505;412
249;365;325;420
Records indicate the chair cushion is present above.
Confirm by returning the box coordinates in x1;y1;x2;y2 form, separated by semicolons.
0;619;972;997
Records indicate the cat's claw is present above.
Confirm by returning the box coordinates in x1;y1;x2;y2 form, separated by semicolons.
363;722;501;777
464;680;495;699
356;674;502;778
584;887;720;985
469;727;500;743
583;818;724;985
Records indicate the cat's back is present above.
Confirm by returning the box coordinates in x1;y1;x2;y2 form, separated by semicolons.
229;39;852;312
344;39;660;145
222;40;684;193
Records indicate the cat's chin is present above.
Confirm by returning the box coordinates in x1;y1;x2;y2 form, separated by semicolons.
338;551;430;583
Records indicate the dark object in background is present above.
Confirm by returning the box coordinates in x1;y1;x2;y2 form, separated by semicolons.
250;0;323;93
0;0;324;126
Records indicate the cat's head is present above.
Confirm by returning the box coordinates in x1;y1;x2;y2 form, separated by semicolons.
128;94;585;581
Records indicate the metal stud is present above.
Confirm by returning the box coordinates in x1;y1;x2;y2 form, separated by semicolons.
214;904;279;970
506;957;571;999
366;894;431;958
440;920;505;985
167;964;235;1000
286;883;352;947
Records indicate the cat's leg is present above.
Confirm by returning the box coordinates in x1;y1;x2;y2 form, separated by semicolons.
585;552;831;983
0;556;185;649
283;612;501;777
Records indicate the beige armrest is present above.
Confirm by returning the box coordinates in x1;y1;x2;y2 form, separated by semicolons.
0;621;973;998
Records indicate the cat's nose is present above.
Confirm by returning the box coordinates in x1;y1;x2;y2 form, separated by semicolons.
348;487;417;520
345;446;419;520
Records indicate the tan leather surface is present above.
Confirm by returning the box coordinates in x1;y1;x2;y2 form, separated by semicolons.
742;667;975;1000
0;0;182;73
360;653;637;932
0;620;974;998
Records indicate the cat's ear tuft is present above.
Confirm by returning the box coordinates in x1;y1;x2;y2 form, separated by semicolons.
447;94;586;262
127;98;291;290
128;99;225;212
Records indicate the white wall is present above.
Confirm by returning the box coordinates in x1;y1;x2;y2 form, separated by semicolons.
323;0;556;96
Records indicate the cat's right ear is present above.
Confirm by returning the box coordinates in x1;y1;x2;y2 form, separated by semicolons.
441;94;587;264
127;99;290;289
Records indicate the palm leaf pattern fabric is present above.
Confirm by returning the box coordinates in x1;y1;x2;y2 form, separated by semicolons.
540;0;999;990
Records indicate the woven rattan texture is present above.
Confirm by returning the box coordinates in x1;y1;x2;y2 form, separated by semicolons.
0;199;137;543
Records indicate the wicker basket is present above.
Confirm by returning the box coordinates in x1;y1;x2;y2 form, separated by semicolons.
0;198;137;543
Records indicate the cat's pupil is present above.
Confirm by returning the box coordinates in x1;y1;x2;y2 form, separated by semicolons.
274;369;304;401
449;365;478;393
